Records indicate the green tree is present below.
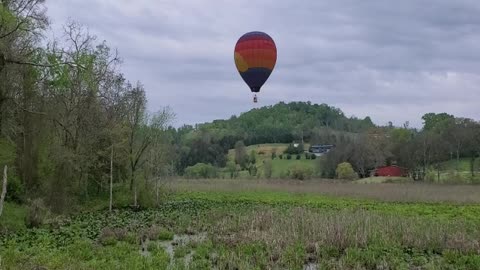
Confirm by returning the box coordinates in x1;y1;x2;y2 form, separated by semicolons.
234;141;248;169
422;113;454;131
184;163;217;179
336;162;358;180
226;161;237;179
263;160;273;179
288;164;313;180
249;150;256;165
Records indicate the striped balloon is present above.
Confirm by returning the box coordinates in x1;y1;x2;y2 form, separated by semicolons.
234;31;277;93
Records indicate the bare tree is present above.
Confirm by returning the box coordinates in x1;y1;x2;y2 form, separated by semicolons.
123;82;175;207
124;83;147;207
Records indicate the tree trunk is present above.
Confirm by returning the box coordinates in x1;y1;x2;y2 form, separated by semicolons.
456;145;460;171
471;154;475;178
0;166;7;218
129;168;134;191
134;184;138;208
422;139;427;181
155;176;159;206
130;165;137;207
109;146;113;212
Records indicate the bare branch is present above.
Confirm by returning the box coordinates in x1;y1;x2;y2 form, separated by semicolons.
5;57;86;69
22;108;46;115
0;20;26;39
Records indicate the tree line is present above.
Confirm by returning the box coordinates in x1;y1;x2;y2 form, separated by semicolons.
1;0;174;213
319;114;480;181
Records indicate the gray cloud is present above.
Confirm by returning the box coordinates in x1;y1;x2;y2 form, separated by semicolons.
46;0;480;127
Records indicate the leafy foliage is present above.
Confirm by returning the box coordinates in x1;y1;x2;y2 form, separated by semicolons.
336;162;358;180
185;163;217;179
196;102;375;150
287;164;313;180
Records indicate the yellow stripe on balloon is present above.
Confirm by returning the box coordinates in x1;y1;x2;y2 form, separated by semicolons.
234;52;249;72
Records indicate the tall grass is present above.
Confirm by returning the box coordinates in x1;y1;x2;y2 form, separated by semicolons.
213;208;480;254
2;199;480;269
170;178;480;203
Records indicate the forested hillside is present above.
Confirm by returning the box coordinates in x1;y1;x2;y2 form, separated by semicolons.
200;101;375;145
172;102;374;173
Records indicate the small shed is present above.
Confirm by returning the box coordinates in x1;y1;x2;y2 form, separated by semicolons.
374;165;407;177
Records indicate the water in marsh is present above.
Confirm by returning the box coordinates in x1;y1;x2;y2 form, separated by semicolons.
141;232;207;268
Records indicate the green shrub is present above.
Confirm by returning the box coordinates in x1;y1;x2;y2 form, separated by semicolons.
99;227;117;246
249;150;257;165
25;198;50;228
148;241;161;253
125;232;138;245
286;154;292;160
288;165;313;180
185;163;217;179
296;154;301;160
263;160;273;179
0;202;27;232
6;173;24;203
226;161;238;179
305;153;311;160
311;154;317;160
141;225;173;241
336;162;358;180
248;164;258;177
147;225;161;240
158;229;174;241
279;154;283;160
138;183;157;208
425;170;437;182
174;245;190;258
271;152;277;160
113;227;128;241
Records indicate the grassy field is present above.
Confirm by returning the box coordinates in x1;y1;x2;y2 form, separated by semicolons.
227;143;304;159
225;145;480;183
226;143;317;178
425;158;480;183
354;177;413;184
2;179;480;269
171;178;480;203
438;158;475;171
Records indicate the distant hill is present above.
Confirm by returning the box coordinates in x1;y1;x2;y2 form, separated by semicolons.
197;101;375;146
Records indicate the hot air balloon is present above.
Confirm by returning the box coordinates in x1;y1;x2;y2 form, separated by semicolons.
234;31;277;103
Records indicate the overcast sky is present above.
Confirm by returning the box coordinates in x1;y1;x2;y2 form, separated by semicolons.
46;0;480;127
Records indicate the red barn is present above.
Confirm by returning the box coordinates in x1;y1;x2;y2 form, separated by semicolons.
374;165;407;177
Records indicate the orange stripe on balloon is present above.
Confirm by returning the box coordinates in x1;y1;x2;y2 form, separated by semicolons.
235;40;276;52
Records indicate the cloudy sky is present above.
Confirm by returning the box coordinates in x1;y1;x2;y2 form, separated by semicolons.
46;0;480;127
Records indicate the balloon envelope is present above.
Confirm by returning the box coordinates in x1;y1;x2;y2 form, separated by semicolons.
234;31;277;93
